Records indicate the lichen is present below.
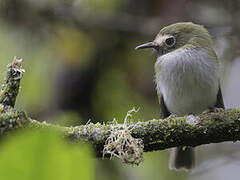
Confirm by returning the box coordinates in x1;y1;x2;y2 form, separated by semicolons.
0;107;29;134
185;115;199;126
102;108;144;165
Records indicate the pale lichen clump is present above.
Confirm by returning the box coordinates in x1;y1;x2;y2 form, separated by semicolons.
185;115;199;126
102;108;144;165
11;56;25;77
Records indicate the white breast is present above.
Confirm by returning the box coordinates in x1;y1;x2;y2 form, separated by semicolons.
155;48;219;116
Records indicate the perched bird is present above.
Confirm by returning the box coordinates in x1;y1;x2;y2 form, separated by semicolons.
135;22;224;170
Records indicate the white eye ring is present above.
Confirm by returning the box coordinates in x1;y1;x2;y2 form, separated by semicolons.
165;37;176;47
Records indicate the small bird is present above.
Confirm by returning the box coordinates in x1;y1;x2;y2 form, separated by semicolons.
135;22;224;170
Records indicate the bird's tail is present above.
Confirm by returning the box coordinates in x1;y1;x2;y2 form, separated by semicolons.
169;147;195;170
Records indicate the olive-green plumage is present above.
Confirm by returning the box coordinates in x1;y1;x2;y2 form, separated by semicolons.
158;22;213;49
136;22;224;170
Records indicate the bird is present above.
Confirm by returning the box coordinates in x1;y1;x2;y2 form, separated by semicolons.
135;22;224;170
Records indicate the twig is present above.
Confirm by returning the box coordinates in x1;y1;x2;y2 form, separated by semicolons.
0;57;25;107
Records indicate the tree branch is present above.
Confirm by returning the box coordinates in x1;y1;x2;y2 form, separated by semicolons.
0;56;24;107
1;58;240;165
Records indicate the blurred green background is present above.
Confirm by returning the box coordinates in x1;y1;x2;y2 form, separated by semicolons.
0;0;240;180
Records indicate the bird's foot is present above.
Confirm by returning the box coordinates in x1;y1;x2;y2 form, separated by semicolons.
203;107;224;114
212;108;224;113
168;114;178;118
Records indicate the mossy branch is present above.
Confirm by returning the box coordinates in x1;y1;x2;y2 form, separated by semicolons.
1;58;240;165
0;57;24;107
1;108;240;161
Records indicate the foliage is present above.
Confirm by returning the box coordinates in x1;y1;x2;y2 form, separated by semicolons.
0;129;94;180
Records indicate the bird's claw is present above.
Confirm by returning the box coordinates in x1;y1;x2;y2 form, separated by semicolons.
168;114;178;118
203;108;224;114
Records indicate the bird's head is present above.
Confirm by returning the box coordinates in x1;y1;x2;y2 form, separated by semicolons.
135;22;214;56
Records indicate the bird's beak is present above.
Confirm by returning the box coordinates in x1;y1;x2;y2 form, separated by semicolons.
135;42;157;50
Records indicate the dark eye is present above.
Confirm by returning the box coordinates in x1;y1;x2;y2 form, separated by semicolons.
165;37;175;47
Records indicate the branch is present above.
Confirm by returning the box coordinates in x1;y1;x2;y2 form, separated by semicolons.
0;57;24;107
1;107;240;164
1;58;240;165
68;109;240;150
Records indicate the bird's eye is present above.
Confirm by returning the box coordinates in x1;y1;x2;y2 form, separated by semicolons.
165;37;176;47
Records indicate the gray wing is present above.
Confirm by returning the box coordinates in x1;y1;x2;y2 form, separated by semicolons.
159;93;171;119
214;86;225;109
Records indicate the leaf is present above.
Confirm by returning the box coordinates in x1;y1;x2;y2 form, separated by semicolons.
0;130;94;180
